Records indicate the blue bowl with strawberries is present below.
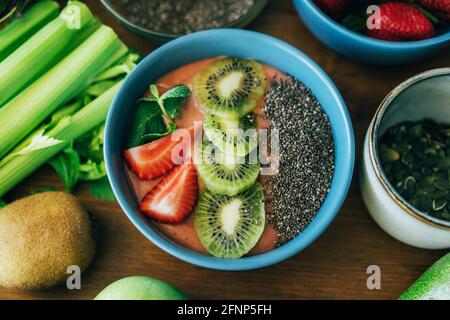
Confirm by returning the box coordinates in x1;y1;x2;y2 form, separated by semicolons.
104;29;354;270
293;0;450;65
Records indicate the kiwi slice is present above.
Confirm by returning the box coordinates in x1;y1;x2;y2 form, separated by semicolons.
195;183;265;258
195;138;260;196
203;112;258;157
193;58;266;119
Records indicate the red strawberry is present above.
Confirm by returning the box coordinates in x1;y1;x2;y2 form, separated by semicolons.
140;162;198;224
124;134;178;180
314;0;353;20
367;2;435;41
124;126;198;180
417;0;450;21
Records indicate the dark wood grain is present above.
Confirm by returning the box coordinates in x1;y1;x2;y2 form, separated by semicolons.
1;0;448;300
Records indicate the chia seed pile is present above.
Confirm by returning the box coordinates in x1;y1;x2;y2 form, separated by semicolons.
263;77;335;245
112;0;256;35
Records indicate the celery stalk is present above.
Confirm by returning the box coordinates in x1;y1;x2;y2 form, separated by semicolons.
0;81;123;197
0;0;60;62
0;1;96;107
0;25;127;158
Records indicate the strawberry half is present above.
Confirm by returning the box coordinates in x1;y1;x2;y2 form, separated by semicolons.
367;2;435;41
124;126;198;180
140;162;198;224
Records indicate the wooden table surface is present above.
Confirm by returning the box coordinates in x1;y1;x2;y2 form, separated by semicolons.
1;0;449;300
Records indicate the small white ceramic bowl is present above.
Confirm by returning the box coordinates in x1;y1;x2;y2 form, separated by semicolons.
361;68;450;249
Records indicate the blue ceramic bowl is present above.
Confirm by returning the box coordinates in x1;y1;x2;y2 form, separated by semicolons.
293;0;450;65
104;29;355;270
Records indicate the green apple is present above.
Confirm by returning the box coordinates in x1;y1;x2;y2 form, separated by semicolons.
94;276;188;300
400;253;450;300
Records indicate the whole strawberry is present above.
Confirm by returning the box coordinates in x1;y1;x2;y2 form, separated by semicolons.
367;2;435;41
314;0;353;20
417;0;450;21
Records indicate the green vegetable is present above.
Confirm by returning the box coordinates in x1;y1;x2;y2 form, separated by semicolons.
47;54;139;197
89;177;115;201
126;101;166;148
48;147;80;192
94;276;188;300
0;80;124;197
76;124;105;164
400;253;450;300
50;124;107;191
0;199;6;207
0;0;59;62
76;124;107;181
127;84;191;148
0;25;128;158
143;84;191;120
79;159;106;181
0;1;98;107
0;53;139;199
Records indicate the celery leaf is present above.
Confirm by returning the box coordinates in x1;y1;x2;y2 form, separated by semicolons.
89;177;115;201
16;130;63;155
48;148;80;191
79;160;106;181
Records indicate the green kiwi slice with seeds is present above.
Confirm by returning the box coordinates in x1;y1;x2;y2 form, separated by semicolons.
203;112;258;157
194;183;265;258
195;138;260;196
193;57;267;119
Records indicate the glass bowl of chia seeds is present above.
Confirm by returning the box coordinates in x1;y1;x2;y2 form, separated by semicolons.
100;0;269;42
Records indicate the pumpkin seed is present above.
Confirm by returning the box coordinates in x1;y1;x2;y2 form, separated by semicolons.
379;119;450;222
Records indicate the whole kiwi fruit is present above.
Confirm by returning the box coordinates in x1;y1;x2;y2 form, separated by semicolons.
0;192;96;290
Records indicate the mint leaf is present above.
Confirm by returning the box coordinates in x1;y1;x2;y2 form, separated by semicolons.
140;97;158;103
126;101;166;148
0;199;6;208
89;177;115;201
163;97;187;119
161;85;191;101
142;121;176;141
161;85;191;119
150;84;160;99
127;85;192;148
49;148;80;191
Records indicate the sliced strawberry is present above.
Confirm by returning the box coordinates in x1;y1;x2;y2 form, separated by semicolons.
140;162;198;224
124;134;178;180
124;126;199;180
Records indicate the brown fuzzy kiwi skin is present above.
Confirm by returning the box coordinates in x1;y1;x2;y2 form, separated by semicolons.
0;192;96;290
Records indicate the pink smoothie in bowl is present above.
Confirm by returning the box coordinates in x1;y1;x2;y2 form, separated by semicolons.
104;29;354;270
122;56;334;258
